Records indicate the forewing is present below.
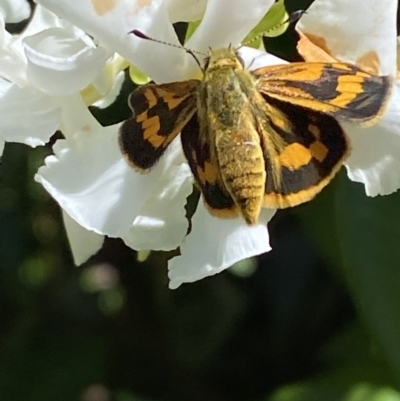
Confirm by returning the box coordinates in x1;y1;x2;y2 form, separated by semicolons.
180;114;239;219
253;62;391;125
119;80;199;170
256;95;349;209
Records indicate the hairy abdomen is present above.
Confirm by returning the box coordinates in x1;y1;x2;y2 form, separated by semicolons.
216;127;265;225
203;69;266;225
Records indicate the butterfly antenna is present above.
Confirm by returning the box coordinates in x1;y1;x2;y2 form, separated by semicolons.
241;9;306;48
130;29;206;72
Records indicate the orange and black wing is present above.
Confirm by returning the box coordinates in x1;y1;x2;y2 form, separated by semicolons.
253;62;391;125
255;95;349;209
180;115;239;219
119;80;199;170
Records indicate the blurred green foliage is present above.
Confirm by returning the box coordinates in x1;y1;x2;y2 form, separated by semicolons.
1;0;400;400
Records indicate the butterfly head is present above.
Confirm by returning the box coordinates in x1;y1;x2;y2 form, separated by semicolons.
203;48;245;73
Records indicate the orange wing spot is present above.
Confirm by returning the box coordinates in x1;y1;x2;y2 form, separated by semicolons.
142;116;160;131
309;141;328;162
290;67;325;81
204;162;218;183
142;116;162;147
271;114;290;131
278;143;312;170
264;144;349;210
330;78;364;108
308;123;321;139
166;96;186;110
145;133;164;148
157;88;188;110
338;74;365;84
144;88;158;108
254;61;325;83
142;132;164;148
197;161;218;184
136;111;148;123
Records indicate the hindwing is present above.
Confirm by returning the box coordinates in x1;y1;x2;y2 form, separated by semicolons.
255;95;349;208
180;115;239;219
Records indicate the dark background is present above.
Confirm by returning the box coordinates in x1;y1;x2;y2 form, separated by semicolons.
1;1;400;400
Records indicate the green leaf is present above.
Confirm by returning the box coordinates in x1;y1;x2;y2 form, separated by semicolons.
185;20;201;42
243;0;289;48
335;174;400;380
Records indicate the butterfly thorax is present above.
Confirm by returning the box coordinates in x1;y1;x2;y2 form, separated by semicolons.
197;49;267;225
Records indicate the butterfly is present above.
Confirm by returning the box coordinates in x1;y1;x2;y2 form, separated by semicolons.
119;41;391;225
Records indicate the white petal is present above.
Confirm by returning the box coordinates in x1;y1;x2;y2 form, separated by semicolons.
0;14;27;85
35;0;189;83
2;6;83;85
35;124;183;238
23;27;110;96
23;5;85;37
238;46;286;71
0;0;31;23
344;82;400;196
186;0;274;51
13;5;81;49
0;78;61;146
122;161;193;251
168;202;275;289
22;4;60;34
58;93;102;139
166;0;207;22
92;70;125;109
0;6;69;86
297;0;397;75
62;210;104;265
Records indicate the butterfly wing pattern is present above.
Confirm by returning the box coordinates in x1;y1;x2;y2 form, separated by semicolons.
180;114;239;219
253;62;391;124
119;48;391;225
255;95;348;208
119;80;199;170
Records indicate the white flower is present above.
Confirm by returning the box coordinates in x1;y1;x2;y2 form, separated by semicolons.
0;0;30;23
0;5;111;154
297;0;400;197
33;0;278;288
